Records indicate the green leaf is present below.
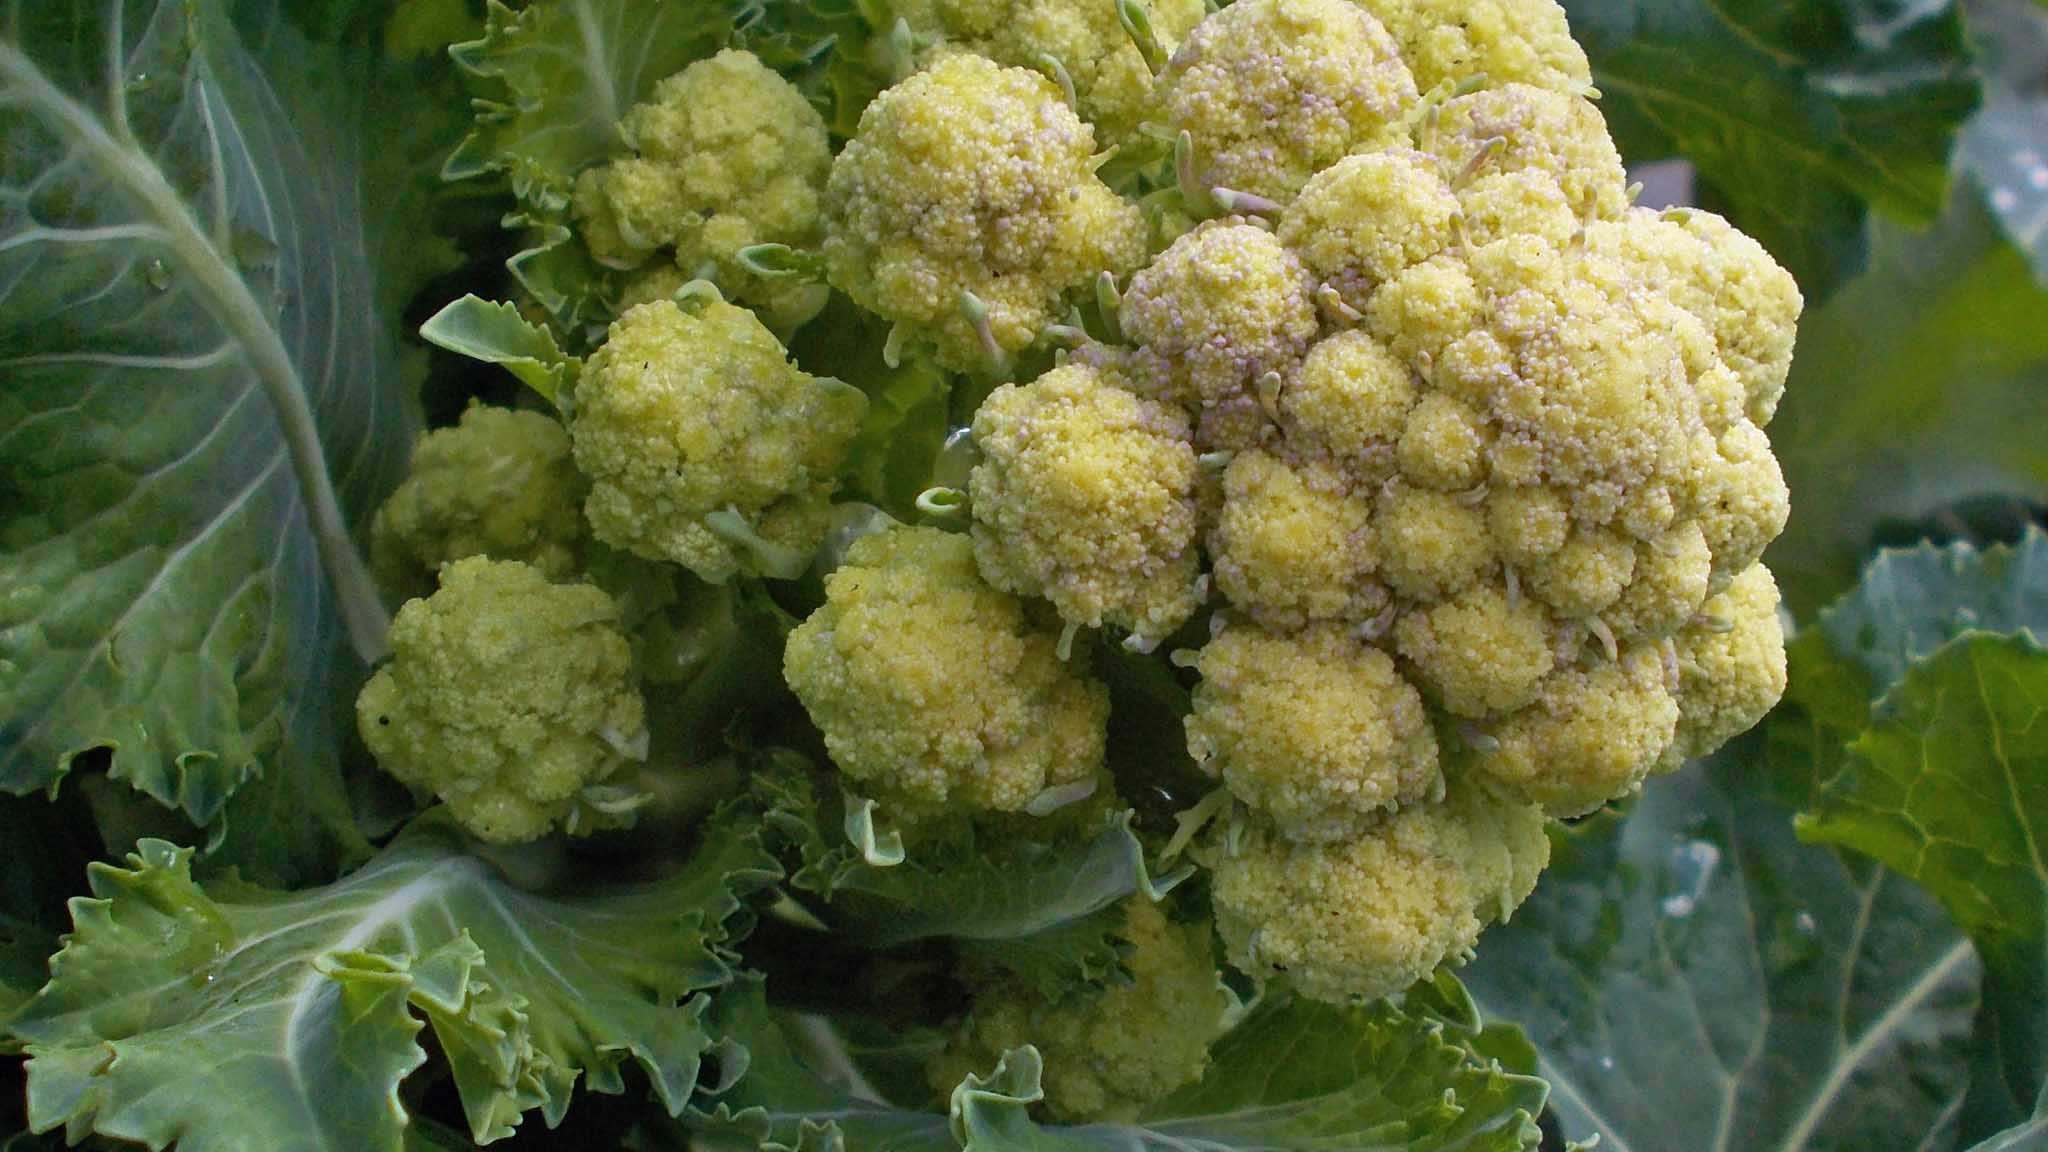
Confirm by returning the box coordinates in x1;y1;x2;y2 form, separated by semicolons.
1968;1087;2048;1152
765;771;1186;1002
0;1;415;867
444;0;732;329
731;0;898;139
419;295;581;410
7;800;781;1152
689;974;1547;1151
1960;0;2048;285
1775;532;2048;1141
1463;752;1980;1151
1801;634;2048;1138
1806;527;2048;693
1764;192;2048;614
1561;0;1982;296
446;0;731;214
788;297;956;523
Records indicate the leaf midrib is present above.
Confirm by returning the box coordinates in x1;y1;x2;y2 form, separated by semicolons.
0;23;389;662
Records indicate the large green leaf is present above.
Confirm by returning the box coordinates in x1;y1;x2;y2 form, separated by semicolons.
7;801;781;1152
1801;634;2048;1139
1463;752;1979;1152
1959;0;2048;285
0;0;415;870
689;974;1547;1152
1561;0;1981;295
1764;194;2048;614
1774;532;2048;1140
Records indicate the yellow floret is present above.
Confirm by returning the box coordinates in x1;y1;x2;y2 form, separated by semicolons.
1277;150;1459;302
1478;644;1679;816
1693;420;1790;579
356;558;645;843
1608;520;1712;639
927;897;1227;1122
1123;220;1319;417
1209;450;1383;628
572;49;832;331
1188;621;1440;841
823;55;1147;374
1397;391;1491;491
893;0;1206;148
1395;579;1553;717
968;362;1203;643
572;298;867;582
1366;255;1483;366
369;404;587;604
1457;169;1580;248
1525;526;1634;617
1485;484;1570;564
1281;329;1416;475
1209;775;1548;1002
1375;483;1493;599
782;526;1110;813
1586;209;1804;425
1163;0;1417;203
1424;84;1628;224
1668;563;1787;763
1356;0;1592;94
1447;237;1701;526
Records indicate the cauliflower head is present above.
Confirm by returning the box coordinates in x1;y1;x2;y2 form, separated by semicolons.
1187;620;1440;842
1163;0;1418;204
823;54;1147;374
369;404;588;603
783;526;1110;814
969;361;1204;644
574;49;832;331
1210;774;1548;1002
1356;0;1592;95
1122;220;1320;427
572;297;867;583
1208;450;1384;629
926;896;1227;1122
892;0;1206;149
356;558;646;843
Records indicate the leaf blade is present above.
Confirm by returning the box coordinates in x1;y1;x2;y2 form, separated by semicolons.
0;0;414;864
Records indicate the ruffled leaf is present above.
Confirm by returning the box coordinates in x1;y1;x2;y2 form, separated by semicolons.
1777;530;2048;1139
7;798;780;1152
1799;633;2048;1139
687;973;1546;1151
419;295;581;410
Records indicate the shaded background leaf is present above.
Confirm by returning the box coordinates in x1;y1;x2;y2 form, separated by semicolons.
1763;194;2048;615
1959;0;2048;284
1561;0;1982;298
1464;752;1978;1152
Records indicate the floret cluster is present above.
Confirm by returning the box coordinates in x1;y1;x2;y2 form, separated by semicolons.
354;0;1801;1121
810;0;1797;1002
